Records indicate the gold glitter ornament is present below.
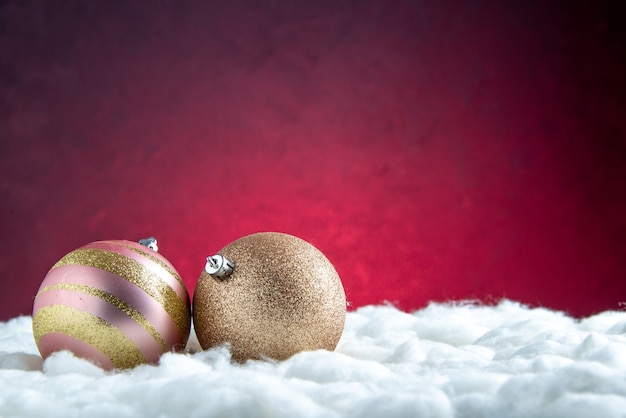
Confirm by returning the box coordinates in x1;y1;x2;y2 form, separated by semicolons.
193;232;346;361
32;237;191;369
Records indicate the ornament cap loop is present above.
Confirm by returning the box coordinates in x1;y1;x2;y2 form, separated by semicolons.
138;237;159;252
205;254;234;280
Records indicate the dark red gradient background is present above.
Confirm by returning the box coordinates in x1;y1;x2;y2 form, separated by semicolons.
1;1;625;321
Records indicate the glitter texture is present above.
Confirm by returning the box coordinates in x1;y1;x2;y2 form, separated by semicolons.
36;283;168;352
52;247;191;341
123;243;186;290
33;305;146;369
32;240;192;369
193;232;346;361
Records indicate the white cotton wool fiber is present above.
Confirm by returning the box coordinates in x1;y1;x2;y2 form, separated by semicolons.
1;300;626;418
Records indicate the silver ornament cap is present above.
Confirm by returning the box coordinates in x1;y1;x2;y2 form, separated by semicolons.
205;254;234;280
138;237;159;252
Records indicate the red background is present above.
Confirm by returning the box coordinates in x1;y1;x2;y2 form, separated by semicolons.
1;1;625;321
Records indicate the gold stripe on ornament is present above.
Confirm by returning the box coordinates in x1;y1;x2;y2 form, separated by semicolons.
52;248;190;340
123;244;186;290
36;283;168;352
33;305;146;369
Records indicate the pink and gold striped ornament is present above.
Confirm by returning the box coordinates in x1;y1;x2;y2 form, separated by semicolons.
32;239;191;369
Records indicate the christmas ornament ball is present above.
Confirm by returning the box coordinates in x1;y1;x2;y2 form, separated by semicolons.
193;232;346;361
32;239;191;369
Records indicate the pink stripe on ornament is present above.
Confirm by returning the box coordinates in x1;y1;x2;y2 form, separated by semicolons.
36;264;183;348
85;240;189;304
38;332;115;370
35;288;163;364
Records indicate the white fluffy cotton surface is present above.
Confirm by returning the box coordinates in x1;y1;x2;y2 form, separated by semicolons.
1;301;626;418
